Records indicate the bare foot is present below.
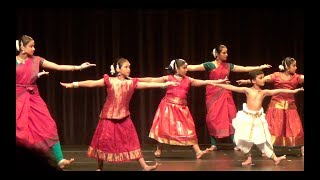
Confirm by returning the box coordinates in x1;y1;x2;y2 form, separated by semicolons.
206;145;217;152
58;158;75;169
241;157;253;166
234;147;240;151
196;149;209;159
154;149;161;158
273;155;286;165
96;168;102;171
143;163;158;171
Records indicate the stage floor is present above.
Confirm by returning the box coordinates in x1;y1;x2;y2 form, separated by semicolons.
59;144;304;171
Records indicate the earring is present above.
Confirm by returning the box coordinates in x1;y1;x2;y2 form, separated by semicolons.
22;50;25;54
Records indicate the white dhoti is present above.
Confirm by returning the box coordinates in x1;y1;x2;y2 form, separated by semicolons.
232;103;274;158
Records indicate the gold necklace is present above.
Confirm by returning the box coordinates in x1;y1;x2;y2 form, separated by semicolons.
16;56;27;64
174;74;183;79
251;87;261;92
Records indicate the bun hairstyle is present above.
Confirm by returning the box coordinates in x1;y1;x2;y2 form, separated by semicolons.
211;44;227;59
212;48;217;58
278;57;296;71
110;57;129;77
16;35;33;52
16;40;21;51
166;59;187;75
278;63;285;71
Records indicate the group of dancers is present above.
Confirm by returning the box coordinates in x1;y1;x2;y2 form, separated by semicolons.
16;35;304;171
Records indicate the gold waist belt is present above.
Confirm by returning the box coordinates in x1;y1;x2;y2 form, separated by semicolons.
269;100;296;110
243;110;262;118
165;96;187;106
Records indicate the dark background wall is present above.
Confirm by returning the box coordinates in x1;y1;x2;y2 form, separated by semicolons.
16;8;304;145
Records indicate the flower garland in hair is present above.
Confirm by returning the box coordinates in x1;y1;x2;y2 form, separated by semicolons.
110;65;115;75
169;59;176;69
212;48;217;58
278;65;284;71
278;60;285;71
16;40;20;51
110;64;120;75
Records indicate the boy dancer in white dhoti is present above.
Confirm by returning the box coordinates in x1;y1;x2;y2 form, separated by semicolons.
209;70;304;165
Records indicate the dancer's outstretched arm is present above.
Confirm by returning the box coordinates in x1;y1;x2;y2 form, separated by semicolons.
60;78;105;88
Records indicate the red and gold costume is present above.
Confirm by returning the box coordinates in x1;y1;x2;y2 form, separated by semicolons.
266;72;304;147
87;75;143;162
149;75;198;146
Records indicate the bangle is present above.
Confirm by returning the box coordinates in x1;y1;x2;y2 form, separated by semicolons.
72;82;79;88
80;65;83;71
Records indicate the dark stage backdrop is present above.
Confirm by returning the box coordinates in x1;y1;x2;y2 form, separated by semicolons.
16;8;304;146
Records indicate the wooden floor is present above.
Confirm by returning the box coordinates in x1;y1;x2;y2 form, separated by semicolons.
60;144;304;171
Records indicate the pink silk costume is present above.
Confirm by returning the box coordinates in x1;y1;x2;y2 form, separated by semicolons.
204;62;237;138
149;75;198;146
16;56;59;151
87;74;143;162
266;72;304;147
